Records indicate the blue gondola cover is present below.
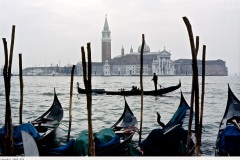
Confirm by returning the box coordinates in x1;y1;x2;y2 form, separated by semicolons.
219;125;240;156
0;123;41;152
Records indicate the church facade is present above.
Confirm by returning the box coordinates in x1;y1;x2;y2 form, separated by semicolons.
106;44;175;76
76;15;175;76
21;16;228;76
75;15;228;76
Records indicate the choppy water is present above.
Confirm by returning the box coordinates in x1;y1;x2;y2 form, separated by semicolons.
0;75;240;156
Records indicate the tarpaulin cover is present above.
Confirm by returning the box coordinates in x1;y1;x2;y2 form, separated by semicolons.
140;126;189;156
219;125;240;156
164;105;189;132
74;128;118;156
95;134;120;153
0;123;41;152
48;139;75;156
140;105;191;156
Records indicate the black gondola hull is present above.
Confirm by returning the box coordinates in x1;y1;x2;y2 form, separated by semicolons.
215;85;240;156
78;81;181;96
139;92;196;156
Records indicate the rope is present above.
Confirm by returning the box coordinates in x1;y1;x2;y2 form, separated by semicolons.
122;125;140;134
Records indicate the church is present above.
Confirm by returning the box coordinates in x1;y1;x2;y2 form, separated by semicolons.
105;44;175;76
77;15;175;76
21;15;228;76
74;15;228;76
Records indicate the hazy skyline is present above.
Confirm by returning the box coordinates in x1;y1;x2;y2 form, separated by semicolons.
1;0;240;75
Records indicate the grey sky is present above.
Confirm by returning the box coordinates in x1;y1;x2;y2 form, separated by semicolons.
1;0;240;75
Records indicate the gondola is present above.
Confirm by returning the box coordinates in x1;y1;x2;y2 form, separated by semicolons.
106;81;180;96
215;84;240;156
77;82;106;94
30;88;64;145
95;96;138;156
137;92;195;156
78;87;106;94
77;80;181;96
0;88;64;156
49;97;138;156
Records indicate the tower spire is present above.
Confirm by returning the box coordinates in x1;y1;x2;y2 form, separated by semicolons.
103;14;109;31
102;15;111;63
102;14;111;39
121;46;124;56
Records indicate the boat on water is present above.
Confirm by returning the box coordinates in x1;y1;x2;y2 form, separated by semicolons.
77;80;181;96
0;88;64;156
45;96;138;156
215;84;240;156
30;88;63;145
95;96;138;156
136;92;195;156
77;82;106;94
78;87;106;94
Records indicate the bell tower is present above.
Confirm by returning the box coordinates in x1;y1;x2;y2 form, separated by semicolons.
102;15;111;63
121;46;124;56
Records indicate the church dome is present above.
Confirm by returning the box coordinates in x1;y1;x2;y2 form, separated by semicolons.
138;42;150;54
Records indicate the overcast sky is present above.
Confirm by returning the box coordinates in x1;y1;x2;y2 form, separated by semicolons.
1;0;240;75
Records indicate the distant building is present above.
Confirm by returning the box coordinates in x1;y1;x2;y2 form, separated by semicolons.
22;15;228;76
76;62;103;76
103;60;111;76
75;16;228;76
107;45;174;76
76;15;174;76
174;59;228;76
22;65;76;75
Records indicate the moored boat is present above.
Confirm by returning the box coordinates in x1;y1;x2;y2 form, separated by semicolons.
0;88;64;156
48;96;138;156
137;92;195;156
95;96;138;156
30;88;64;145
215;84;240;156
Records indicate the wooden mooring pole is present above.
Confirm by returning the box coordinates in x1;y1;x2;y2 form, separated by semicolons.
183;17;200;156
19;53;23;125
67;65;75;143
81;43;95;156
138;34;145;145
2;25;15;156
199;45;206;145
183;17;206;156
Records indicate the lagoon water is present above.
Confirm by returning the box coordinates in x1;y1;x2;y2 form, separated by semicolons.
0;75;240;156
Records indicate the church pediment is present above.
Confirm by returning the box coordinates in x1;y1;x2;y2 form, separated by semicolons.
159;51;171;56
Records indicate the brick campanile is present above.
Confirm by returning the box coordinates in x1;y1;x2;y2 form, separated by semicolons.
102;15;111;63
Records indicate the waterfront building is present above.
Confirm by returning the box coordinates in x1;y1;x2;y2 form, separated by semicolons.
76;62;103;76
22;65;75;75
22;15;228;76
174;59;228;76
108;45;174;76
